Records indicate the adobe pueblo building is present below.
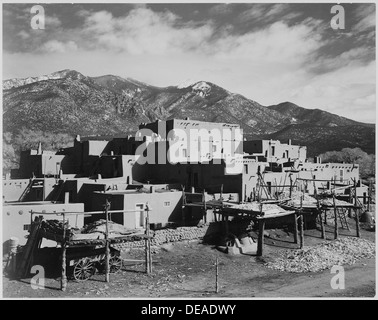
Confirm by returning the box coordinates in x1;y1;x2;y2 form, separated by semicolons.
2;118;369;249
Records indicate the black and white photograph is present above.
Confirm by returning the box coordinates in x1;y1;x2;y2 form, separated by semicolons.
1;1;376;302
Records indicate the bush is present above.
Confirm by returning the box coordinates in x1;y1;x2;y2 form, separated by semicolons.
319;148;375;179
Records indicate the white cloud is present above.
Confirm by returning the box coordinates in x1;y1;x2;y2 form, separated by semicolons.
76;8;324;65
17;30;30;39
353;4;376;33
3;5;375;124
237;3;293;23
45;15;62;28
309;47;373;73
80;8;213;55
208;4;233;16
41;40;78;53
212;21;324;64
285;61;376;122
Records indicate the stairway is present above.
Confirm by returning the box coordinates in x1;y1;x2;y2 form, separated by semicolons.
18;179;44;202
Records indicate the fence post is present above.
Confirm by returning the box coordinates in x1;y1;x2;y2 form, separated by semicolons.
215;257;219;293
145;203;152;274
353;182;360;238
61;212;67;291
105;199;111;283
333;194;338;239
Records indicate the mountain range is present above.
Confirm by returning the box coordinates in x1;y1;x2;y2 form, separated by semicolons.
2;69;375;157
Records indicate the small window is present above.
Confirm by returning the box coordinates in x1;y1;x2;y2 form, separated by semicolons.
23;224;30;231
212;145;217;152
244;164;248;174
164;201;171;207
182;148;187;157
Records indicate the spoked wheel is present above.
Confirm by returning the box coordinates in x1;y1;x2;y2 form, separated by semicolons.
109;255;122;273
97;255;122;274
73;259;96;281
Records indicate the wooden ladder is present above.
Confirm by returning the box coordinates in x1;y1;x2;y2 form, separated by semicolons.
257;173;273;200
18;179;34;202
17;217;43;278
52;180;65;203
336;208;350;231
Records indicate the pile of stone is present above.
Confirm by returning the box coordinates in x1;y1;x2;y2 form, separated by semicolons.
281;191;317;207
226;202;282;214
151;226;208;246
112;225;208;251
320;198;353;207
265;237;375;273
82;219;140;235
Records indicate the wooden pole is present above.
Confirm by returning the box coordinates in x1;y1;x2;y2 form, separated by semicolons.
182;186;186;226
299;214;304;249
348;189;353;218
105;199;110;283
319;209;326;239
293;213;298;244
203;189;207;224
355;207;361;238
353;181;360;237
145;204;152;274
333;195;338;239
215;257;219;293
61;213;67;291
257;219;265;256
289;175;293;198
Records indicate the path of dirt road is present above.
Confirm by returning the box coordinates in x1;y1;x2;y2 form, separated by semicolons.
2;223;376;299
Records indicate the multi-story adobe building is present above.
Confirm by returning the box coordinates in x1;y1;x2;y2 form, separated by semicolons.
2;118;366;247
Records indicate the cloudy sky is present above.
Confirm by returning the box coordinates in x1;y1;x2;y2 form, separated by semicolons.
2;2;376;123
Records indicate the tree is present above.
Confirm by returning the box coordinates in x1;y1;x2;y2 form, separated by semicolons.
319;148;375;179
2;129;74;175
12;128;73;152
2;138;19;174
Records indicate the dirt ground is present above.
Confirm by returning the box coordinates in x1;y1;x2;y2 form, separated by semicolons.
2;219;376;299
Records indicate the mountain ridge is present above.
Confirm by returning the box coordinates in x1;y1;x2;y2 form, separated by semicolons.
3;69;375;157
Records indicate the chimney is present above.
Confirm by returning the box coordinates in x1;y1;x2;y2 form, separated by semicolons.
185;117;190;120
37;142;42;155
315;156;322;164
288;139;292;145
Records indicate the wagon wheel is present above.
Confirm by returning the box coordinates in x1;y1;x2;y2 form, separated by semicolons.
97;255;122;274
73;259;96;281
109;255;122;273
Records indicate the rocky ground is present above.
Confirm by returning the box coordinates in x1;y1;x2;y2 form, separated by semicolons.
2;218;375;299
